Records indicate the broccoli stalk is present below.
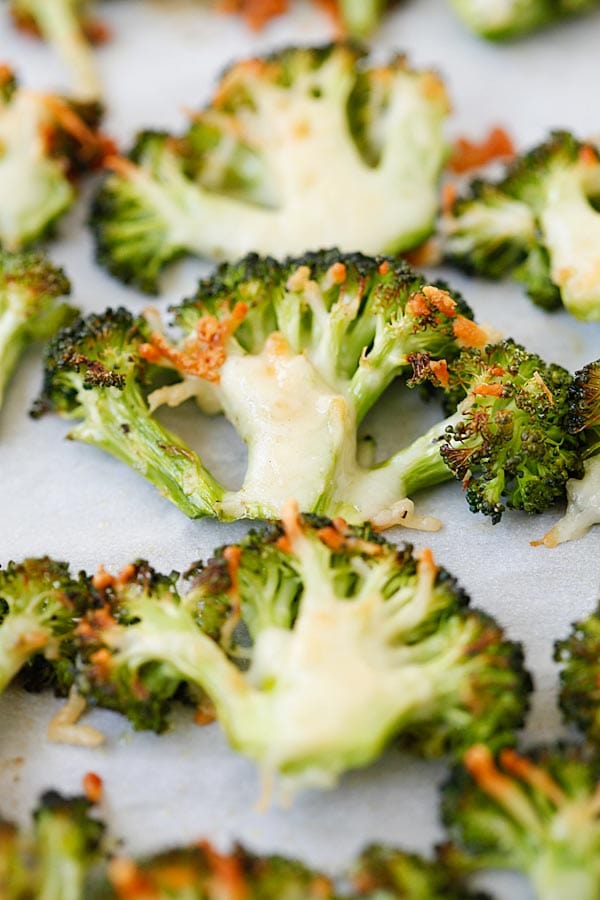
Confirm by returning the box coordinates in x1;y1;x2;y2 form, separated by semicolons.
443;132;600;320
0;68;110;250
10;0;101;100
75;509;531;794
33;307;224;518
541;359;600;545
33;792;104;900
0;558;88;696
0;250;76;411
443;744;600;900
91;45;450;292
450;0;600;40
338;0;389;36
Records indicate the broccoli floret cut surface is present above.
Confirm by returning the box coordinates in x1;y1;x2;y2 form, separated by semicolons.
10;0;103;100
450;0;600;39
443;743;600;900
75;508;531;795
0;67;110;250
541;360;600;546
0;250;76;411
0;557;89;697
91;44;450;292
443;131;600;319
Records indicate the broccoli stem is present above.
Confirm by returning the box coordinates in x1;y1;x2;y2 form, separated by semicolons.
531;859;600;900
68;384;224;517
18;0;100;100
0;611;48;693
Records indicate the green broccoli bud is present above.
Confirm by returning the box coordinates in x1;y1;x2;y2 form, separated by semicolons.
91;45;450;293
351;844;489;899
76;510;531;794
0;68;109;249
444;131;600;320
33;791;104;900
429;340;583;523
10;0;102;100
539;359;600;546
443;743;600;900
0;557;89;696
0;250;76;411
32;307;225;518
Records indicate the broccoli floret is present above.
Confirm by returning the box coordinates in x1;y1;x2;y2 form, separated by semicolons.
0;250;76;411
0;819;29;900
444;131;600;319
540;360;600;546
37;253;483;526
420;339;583;524
91;45;449;293
101;844;333;899
32;791;105;900
75;509;531;794
338;0;390;36
0;557;89;697
450;0;600;40
351;844;488;899
10;0;102;100
443;743;600;900
33;307;225;518
75;559;232;732
556;601;600;745
0;68;109;250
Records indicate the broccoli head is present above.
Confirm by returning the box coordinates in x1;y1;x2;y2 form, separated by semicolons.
37;252;489;527
32;791;105;900
91;44;450;292
416;339;583;523
75;559;232;732
0;557;89;697
443;131;600;319
351;844;488;899
0;249;76;411
541;359;600;546
10;0;103;100
75;508;531;795
33;306;224;518
0;68;110;249
555;601;600;746
443;743;600;900
0;818;29;900
449;0;600;40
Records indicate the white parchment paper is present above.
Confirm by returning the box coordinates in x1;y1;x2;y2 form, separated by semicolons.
1;3;600;897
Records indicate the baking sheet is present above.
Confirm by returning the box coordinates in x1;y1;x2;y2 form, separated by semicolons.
1;2;600;896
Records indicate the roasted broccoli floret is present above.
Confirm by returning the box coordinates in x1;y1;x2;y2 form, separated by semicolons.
10;0;103;100
443;743;600;900
0;818;29;900
75;510;531;794
75;559;232;732
0;66;110;250
0;250;76;411
0;557;89;696
443;131;600;319
91;44;449;293
351;844;488;899
450;0;600;40
32;791;105;899
418;339;583;523
33;306;225;518
555;601;600;745
541;359;600;546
